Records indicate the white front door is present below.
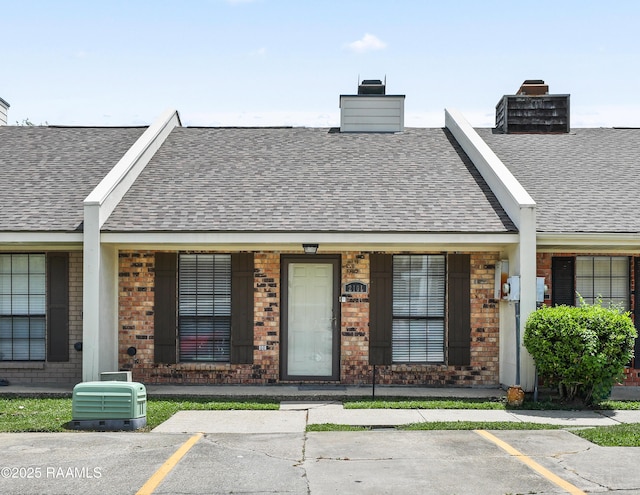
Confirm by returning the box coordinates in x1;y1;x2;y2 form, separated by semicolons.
284;259;338;379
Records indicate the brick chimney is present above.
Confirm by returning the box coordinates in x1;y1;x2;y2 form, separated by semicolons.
495;80;570;133
340;79;405;132
0;97;9;126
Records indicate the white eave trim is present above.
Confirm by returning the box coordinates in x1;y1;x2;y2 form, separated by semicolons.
100;231;519;250
84;108;181;227
538;232;640;248
0;232;84;244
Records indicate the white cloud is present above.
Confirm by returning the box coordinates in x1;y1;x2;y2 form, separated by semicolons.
249;47;267;57
347;33;387;53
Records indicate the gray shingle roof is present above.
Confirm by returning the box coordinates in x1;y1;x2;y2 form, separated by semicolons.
104;127;515;233
0;126;146;232
476;128;640;234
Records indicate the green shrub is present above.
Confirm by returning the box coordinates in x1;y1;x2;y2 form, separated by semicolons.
524;300;637;404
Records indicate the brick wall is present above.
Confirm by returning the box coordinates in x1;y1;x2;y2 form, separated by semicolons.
118;250;501;386
0;251;83;384
538;252;640;386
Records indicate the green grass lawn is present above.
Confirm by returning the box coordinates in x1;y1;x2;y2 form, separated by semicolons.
307;421;565;432
1;396;638;446
343;398;640;411
572;423;640;446
0;397;278;433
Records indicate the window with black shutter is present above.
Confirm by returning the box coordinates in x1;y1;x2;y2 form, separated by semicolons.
370;254;468;366
154;252;254;365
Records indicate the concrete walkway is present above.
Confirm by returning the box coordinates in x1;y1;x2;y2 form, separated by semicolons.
151;400;640;433
2;382;640;401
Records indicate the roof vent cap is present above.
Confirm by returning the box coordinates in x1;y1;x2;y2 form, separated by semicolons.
358;79;385;95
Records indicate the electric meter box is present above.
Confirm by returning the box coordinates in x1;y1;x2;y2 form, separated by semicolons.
71;381;147;431
505;276;520;301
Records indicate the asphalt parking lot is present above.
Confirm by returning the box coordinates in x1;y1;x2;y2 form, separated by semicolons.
2;427;640;494
2;388;640;495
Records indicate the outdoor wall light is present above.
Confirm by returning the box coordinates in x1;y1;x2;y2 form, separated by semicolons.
303;243;319;255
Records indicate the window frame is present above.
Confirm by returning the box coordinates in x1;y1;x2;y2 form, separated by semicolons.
391;254;446;364
0;253;47;362
575;255;630;310
177;253;232;363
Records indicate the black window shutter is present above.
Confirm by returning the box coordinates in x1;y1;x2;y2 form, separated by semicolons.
448;254;471;366
231;253;254;364
552;257;575;306
634;258;640;367
47;252;69;362
154;252;177;364
369;253;393;365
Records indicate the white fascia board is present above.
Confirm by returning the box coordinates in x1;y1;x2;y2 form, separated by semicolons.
0;232;83;244
537;232;640;249
84;109;181;227
445;108;535;229
101;231;519;250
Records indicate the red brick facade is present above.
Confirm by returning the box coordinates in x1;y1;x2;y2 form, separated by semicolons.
117;250;501;386
537;252;640;386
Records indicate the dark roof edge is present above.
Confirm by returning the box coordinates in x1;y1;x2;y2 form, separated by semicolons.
339;94;406;98
45;125;149;129
100;228;518;234
183;126;294;129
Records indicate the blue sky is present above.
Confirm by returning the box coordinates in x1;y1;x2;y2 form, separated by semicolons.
3;0;639;127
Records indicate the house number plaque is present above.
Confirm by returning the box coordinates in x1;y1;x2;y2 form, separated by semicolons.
344;281;367;294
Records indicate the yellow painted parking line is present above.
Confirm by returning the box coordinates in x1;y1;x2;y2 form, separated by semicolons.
475;430;586;495
136;432;204;495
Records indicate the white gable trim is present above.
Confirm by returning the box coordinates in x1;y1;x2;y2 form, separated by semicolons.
445;108;535;226
82;109;181;381
445;108;537;392
84;108;181;227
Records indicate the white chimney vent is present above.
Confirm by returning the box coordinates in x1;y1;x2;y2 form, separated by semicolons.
0;97;9;126
339;79;405;133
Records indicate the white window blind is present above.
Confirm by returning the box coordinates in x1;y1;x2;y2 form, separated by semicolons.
576;256;629;309
178;254;231;362
392;255;445;363
0;254;46;361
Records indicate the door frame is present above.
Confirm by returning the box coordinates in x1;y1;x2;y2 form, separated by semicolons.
280;254;341;381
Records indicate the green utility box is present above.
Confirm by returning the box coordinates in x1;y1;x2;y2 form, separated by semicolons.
70;381;147;431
